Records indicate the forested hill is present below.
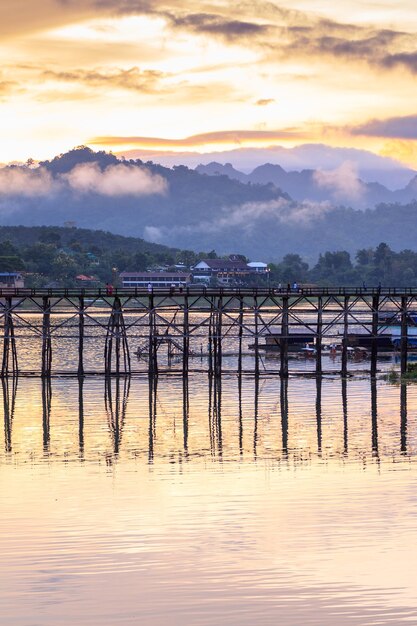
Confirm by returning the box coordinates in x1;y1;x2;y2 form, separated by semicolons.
0;225;185;287
0;224;178;257
2;147;417;260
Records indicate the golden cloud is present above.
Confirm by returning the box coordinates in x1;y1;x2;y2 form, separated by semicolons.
89;129;304;148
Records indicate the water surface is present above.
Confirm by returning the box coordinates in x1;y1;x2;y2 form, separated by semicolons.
1;375;417;625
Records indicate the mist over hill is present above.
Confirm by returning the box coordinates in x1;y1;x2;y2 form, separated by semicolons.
195;161;417;210
119;143;416;189
1;147;417;262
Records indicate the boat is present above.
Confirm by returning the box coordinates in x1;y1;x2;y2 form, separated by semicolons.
391;326;417;348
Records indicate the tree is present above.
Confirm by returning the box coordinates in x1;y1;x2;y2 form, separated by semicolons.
39;231;62;247
133;251;150;270
0;240;19;256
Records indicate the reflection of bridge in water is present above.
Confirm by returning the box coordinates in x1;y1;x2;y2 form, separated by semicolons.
0;287;417;377
1;375;411;461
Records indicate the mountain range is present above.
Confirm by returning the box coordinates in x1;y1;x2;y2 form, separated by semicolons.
195;161;417;210
2;146;417;262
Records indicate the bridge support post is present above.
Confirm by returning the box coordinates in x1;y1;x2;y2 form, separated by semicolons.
316;296;322;377
1;297;18;378
78;295;85;377
371;294;379;378
400;295;408;376
238;296;244;375
105;297;131;377
254;295;260;378
183;293;189;376
41;296;52;377
341;296;349;377
280;296;289;378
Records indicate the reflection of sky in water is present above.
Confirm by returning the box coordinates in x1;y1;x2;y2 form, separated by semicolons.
1;376;417;625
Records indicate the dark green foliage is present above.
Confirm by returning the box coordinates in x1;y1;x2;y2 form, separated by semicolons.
0;256;25;271
268;243;417;287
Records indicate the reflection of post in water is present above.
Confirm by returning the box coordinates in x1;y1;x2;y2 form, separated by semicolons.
280;377;288;455
208;374;222;457
316;376;322;455
2;376;17;453
253;376;259;457
342;378;348;455
148;376;157;463
238;374;243;455
105;375;130;455
41;376;52;452
400;383;407;454
371;379;378;457
78;377;84;457
183;374;189;454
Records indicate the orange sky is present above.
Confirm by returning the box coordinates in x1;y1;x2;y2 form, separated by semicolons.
1;1;417;165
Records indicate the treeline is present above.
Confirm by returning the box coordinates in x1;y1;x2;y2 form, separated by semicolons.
0;226;416;287
0;226;218;287
268;243;417;286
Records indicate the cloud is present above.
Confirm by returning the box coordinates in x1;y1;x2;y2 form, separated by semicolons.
352;115;417;139
380;51;417;73
145;196;334;245
0;166;55;196
62;162;168;196
35;64;240;104
313;161;364;201
90;129;303;148
0;161;168;198
0;80;18;97
255;98;274;106
42;66;165;94
164;11;270;40
143;225;164;242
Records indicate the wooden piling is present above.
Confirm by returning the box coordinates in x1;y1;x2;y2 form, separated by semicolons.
2;297;17;378
216;295;223;376
183;294;189;376
254;295;260;378
238;296;243;375
400;295;408;376
105;296;130;377
78;295;85;377
315;296;322;377
341;295;349;377
370;294;379;378
148;292;158;377
280;296;289;378
41;296;52;377
208;306;214;376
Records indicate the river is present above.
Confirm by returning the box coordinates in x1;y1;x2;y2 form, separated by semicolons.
1;373;417;625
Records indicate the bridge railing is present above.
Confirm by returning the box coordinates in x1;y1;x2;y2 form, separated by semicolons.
0;286;416;298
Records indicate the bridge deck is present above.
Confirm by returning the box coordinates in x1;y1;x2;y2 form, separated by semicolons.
0;286;416;297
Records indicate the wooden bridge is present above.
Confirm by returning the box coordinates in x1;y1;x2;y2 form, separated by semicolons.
0;286;415;377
